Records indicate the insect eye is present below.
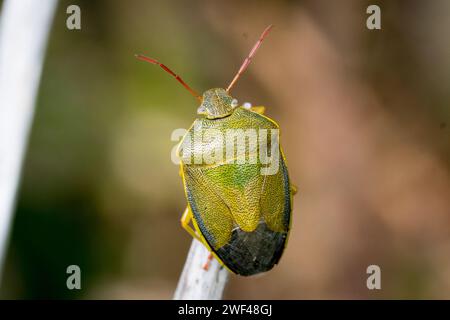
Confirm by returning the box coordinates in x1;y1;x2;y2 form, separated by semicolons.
197;105;206;114
231;99;239;108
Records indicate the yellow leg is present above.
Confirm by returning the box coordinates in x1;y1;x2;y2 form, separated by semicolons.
291;184;298;195
250;106;265;114
181;207;218;270
181;206;207;245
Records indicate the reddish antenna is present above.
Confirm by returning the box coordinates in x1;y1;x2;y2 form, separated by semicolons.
226;24;273;93
135;54;202;102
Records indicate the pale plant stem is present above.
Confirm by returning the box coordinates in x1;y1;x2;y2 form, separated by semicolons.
174;239;229;300
0;0;58;278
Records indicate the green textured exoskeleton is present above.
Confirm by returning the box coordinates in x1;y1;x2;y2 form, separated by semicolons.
137;25;296;276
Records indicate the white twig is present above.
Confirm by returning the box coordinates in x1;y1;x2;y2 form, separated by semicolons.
0;0;58;277
174;239;229;300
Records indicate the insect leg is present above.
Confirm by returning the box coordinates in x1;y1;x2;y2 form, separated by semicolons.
250;106;265;114
180;207;202;241
291;184;298;195
181;208;217;270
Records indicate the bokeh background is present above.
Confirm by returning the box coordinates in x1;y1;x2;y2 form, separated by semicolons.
0;0;449;299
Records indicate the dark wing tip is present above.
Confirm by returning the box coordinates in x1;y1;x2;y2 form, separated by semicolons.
215;222;287;276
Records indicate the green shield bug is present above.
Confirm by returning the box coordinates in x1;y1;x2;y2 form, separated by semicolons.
137;25;296;276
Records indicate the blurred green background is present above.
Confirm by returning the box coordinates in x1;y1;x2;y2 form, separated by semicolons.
0;0;449;299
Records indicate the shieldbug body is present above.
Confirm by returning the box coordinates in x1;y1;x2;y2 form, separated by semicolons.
137;25;296;276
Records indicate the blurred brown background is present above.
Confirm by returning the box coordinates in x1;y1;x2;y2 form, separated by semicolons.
0;0;449;299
